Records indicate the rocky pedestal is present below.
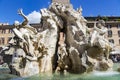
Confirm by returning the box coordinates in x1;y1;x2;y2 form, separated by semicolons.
0;3;113;77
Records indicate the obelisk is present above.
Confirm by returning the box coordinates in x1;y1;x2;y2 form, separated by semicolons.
52;0;72;8
52;0;70;4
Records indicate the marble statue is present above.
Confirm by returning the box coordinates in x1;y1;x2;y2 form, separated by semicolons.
90;20;113;60
91;20;107;47
0;2;114;77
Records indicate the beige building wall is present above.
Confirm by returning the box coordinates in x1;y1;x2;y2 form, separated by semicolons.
0;29;13;47
107;25;120;49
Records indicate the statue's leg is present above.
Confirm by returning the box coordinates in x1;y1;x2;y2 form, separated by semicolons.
105;45;110;60
91;31;97;46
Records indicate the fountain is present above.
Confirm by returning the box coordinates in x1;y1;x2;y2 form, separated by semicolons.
0;2;117;79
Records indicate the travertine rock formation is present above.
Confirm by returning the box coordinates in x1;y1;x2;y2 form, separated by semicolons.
0;3;113;77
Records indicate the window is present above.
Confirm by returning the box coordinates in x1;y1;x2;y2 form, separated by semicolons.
1;38;5;44
118;24;120;29
118;30;120;37
8;29;12;33
119;39;120;45
0;30;2;33
0;39;2;45
0;37;5;45
108;30;112;37
2;29;6;34
109;39;114;44
107;25;112;29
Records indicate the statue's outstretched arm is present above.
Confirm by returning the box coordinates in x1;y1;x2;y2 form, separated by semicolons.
94;22;107;34
18;9;28;26
94;26;107;34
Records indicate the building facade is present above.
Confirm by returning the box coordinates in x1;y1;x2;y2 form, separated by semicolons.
1;17;120;49
0;25;13;47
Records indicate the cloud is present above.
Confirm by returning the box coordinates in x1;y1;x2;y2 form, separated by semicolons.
27;11;41;24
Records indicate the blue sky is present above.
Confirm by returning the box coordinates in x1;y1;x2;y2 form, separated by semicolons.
0;0;120;24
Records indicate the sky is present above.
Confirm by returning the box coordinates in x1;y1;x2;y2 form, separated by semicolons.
0;0;120;24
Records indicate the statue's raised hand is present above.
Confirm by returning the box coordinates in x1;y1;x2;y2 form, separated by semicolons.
18;9;24;15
